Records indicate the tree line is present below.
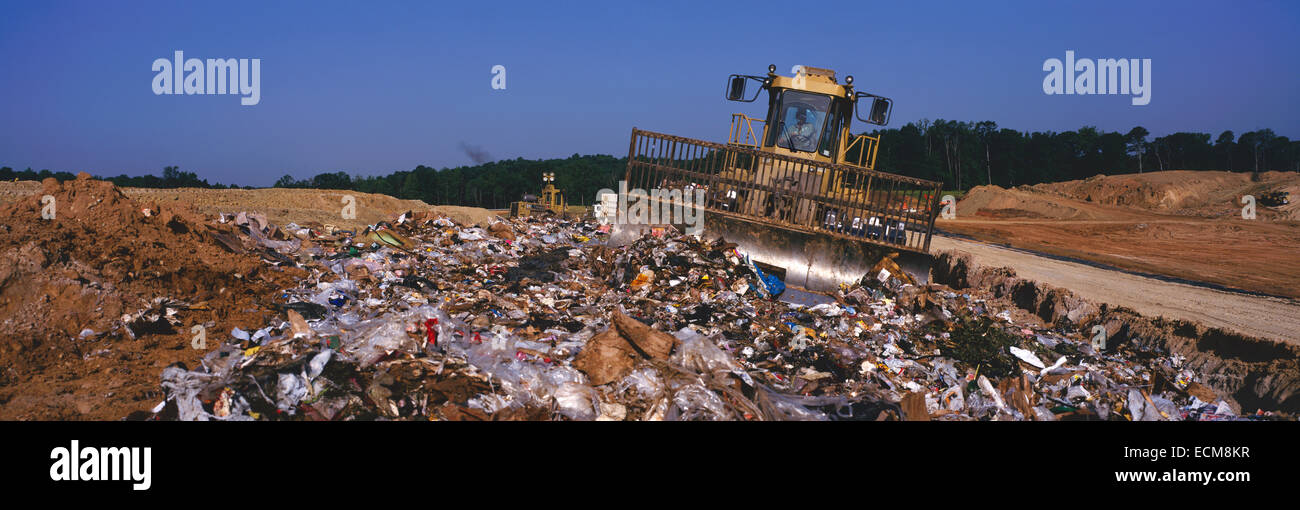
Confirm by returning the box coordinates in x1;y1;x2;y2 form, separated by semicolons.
0;165;247;189
4;123;1296;206
870;121;1298;190
271;153;625;210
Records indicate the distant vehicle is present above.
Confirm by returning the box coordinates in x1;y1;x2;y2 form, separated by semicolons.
510;172;567;218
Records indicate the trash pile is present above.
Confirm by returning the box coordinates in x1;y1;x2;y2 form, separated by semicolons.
152;209;1291;421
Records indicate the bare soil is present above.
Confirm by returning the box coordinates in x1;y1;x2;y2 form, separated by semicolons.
1;182;500;230
944;171;1300;300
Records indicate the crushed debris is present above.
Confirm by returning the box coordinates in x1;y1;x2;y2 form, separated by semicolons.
140;206;1292;421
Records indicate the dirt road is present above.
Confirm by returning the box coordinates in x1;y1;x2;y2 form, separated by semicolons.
931;234;1300;343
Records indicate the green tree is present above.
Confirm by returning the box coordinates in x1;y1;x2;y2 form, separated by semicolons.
274;174;301;188
974;121;997;186
1125;127;1149;173
1215;131;1235;171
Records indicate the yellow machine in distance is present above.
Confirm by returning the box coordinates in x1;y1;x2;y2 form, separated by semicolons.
621;64;943;292
510;172;568;218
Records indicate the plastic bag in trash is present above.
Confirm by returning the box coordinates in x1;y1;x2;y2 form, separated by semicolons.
666;381;733;421
160;366;219;421
276;373;308;413
754;385;831;421
617;367;664;400
553;382;598;420
306;349;333;379
670;327;740;375
744;253;785;298
349;320;417;368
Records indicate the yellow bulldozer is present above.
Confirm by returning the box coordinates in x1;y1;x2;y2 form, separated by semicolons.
619;64;943;293
510;172;568;218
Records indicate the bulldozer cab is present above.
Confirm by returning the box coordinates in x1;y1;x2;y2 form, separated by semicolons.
727;65;892;168
620;64;942;293
769;90;834;155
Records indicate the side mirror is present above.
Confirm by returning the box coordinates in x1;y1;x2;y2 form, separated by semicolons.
855;93;893;125
727;76;746;101
725;74;763;102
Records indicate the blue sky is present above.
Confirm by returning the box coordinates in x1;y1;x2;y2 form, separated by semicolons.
1;0;1297;186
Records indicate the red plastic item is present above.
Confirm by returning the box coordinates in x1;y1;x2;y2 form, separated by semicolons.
425;318;438;346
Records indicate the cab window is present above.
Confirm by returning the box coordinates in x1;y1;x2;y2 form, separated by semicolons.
766;90;832;153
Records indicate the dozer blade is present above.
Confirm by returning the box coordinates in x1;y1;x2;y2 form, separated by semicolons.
703;213;931;293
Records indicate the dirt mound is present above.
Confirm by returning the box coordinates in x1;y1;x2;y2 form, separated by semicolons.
957;185;1097;220
1029;170;1300;220
0;175;305;419
0;182;502;230
957;171;1300;221
0;180;40;204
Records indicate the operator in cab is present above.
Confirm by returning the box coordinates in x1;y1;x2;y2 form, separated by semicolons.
775;107;817;151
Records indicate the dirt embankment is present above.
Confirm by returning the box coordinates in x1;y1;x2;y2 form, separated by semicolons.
932;251;1300;414
961;171;1299;221
956;185;1103;220
1028;170;1300;220
0;176;308;419
0;183;501;230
